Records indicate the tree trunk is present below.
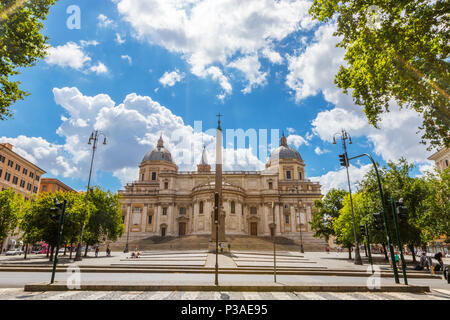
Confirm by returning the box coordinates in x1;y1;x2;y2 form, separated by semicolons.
364;244;368;257
69;243;73;259
63;244;67;256
348;246;352;259
49;246;54;262
382;243;388;261
84;244;89;257
46;247;49;258
24;244;28;259
408;244;416;262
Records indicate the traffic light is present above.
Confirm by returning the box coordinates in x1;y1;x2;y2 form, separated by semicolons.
359;225;366;236
50;199;64;221
395;202;408;221
339;153;349;167
373;212;384;230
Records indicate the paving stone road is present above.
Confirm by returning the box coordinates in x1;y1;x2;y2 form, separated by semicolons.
0;288;449;300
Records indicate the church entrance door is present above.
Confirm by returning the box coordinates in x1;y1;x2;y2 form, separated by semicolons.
250;222;257;236
179;222;186;236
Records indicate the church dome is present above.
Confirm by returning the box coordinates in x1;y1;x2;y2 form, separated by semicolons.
141;136;173;163
269;133;303;162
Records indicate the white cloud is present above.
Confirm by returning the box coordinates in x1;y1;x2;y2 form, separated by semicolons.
121;55;132;65
159;69;184;87
116;0;315;97
80;40;100;47
287;134;308;148
2;88;266;188
228;55;268;94
286;127;296;134
314;147;329;155
89;62;108;75
287;22;433;166
45;42;91;70
97;14;114;28
310;164;372;194
115;33;126;44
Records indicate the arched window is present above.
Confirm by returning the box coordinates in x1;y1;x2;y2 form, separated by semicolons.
199;201;204;214
250;207;257;215
231;201;235;214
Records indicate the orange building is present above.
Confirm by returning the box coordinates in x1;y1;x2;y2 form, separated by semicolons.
39;178;76;193
0;143;46;200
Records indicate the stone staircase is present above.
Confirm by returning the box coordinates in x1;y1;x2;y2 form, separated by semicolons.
106;232;327;252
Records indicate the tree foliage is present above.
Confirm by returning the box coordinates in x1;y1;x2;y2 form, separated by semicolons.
309;0;450;149
0;0;57;120
0;188;24;244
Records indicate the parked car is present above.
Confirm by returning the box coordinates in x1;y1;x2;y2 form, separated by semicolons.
6;249;24;256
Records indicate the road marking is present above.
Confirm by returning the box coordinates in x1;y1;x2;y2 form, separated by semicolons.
271;292;294;300
242;292;260;300
147;291;174;300
44;290;81;300
384;292;420;300
180;291;199;300
81;291;111;300
432;289;450;297
325;292;358;300
297;292;326;300
119;291;142;300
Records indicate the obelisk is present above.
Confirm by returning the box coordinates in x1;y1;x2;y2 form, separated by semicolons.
211;113;226;242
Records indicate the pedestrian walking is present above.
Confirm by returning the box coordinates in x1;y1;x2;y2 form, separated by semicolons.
106;245;111;257
219;242;223;253
325;246;330;254
95;247;99;257
228;243;231;253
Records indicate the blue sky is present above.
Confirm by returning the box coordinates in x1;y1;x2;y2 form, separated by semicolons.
0;0;434;193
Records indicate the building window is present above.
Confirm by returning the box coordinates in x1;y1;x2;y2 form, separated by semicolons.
286;170;291;179
446;160;449;167
35;175;40;181
164;182;169;189
0;169;2;178
250;207;257;215
33;186;38;194
42;185;48;192
231;201;235;214
199;201;204;214
29;172;34;179
285;215;290;224
4;172;11;181
22;168;27;175
179;207;186;215
27;183;32;190
0;155;4;163
7;160;13;167
141;173;145;181
12;176;18;185
299;172;302;180
148;215;153;224
122;216;125;223
15;164;20;171
162;207;167;215
20;180;25;188
268;182;273;189
152;172;157;180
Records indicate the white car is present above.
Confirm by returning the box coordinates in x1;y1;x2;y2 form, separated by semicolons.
5;249;24;256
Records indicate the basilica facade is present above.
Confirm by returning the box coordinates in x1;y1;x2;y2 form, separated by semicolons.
118;134;322;243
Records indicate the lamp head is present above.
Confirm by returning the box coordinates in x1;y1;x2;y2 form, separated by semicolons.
103;137;107;145
332;136;336;144
349;136;352;144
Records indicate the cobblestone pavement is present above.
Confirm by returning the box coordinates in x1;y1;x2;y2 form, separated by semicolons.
0;288;449;300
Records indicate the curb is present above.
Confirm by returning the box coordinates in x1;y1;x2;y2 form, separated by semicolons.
24;282;430;293
0;267;441;279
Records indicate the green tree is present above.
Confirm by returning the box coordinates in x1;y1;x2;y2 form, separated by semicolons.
333;192;373;259
359;158;429;261
310;188;348;243
0;188;22;251
309;0;450;149
22;191;88;261
421;167;450;242
0;0;57;120
83;187;124;256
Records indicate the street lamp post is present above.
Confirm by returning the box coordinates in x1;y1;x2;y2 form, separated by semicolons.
271;201;277;283
333;129;362;265
295;188;305;254
124;204;131;253
74;130;107;261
